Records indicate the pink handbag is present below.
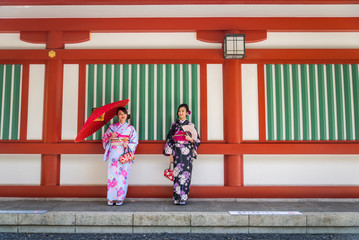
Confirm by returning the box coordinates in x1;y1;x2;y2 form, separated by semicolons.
164;163;174;181
119;148;135;164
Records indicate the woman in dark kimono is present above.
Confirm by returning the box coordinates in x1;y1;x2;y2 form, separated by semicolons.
163;103;200;205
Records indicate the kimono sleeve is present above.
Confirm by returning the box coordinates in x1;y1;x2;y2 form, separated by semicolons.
128;126;139;153
102;124;114;149
163;122;176;156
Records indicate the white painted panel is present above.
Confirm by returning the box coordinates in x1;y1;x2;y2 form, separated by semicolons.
0;33;46;49
0;154;41;185
61;154;224;186
242;64;259;140
244;155;359;186
130;155;172;186
1;5;358;18
60;154;106;185
192;155;224;186
62;64;79;140
207;64;224;141
27;65;45;140
247;32;359;49
66;33;220;49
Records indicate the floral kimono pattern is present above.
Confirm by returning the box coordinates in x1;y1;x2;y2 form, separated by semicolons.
103;122;138;202
163;120;200;202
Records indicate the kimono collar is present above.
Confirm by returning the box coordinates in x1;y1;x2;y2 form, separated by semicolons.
116;122;128;128
177;119;188;125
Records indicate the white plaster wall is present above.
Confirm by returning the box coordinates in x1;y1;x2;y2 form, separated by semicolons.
62;64;79;140
247;32;359;49
207;64;224;141
61;154;224;186
0;33;46;49
0;154;41;185
244;155;359;186
66;33;220;49
242;64;259;140
60;154;106;185
27;64;45;140
1;5;358;18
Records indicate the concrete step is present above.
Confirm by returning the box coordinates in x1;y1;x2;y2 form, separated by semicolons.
0;199;358;234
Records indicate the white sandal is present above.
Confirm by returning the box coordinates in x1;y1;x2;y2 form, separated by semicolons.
116;201;123;206
107;200;114;206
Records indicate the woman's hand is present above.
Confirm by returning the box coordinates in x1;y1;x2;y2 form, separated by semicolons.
185;134;193;143
109;132;117;141
170;155;174;163
123;142;128;149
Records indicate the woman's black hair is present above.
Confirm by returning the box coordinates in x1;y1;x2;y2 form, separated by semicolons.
116;107;131;120
177;103;190;118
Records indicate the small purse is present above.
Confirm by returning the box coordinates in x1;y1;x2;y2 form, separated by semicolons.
164;163;174;181
119;147;135;164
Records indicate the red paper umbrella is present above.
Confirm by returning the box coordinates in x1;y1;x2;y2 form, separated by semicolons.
75;99;129;142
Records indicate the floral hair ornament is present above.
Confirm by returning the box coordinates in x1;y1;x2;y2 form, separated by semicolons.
127;110;131;115
188;110;191;115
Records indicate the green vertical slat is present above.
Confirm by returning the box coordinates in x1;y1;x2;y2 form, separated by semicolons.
275;64;283;140
266;64;274;140
352;64;359;140
183;64;189;108
343;64;353;140
335;64;345;140
112;65;120;125
156;64;163;140
139;64;146;140
317;64;327;140
11;64;21;140
95;64;103;140
2;65;13;140
122;64;129;100
291;64;301;140
113;65;120;102
326;64;336;140
191;64;199;129
0;65;4;138
131;64;138;133
174;64;181;111
105;64;112;105
165;64;172;132
309;64;318;140
87;65;95;140
148;64;155;140
283;64;292;140
301;64;310;140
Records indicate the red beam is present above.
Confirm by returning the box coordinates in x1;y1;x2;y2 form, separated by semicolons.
1;185;359;198
0;18;359;32
1;142;359;154
1;49;359;62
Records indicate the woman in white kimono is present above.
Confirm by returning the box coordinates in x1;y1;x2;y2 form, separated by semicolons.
103;107;138;206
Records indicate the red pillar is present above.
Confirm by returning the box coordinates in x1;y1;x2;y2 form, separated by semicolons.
41;32;64;186
223;59;243;186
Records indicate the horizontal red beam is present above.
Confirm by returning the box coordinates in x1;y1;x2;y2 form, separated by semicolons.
1;49;359;62
1;185;359;198
1;0;358;5
0;18;358;32
1;142;359;154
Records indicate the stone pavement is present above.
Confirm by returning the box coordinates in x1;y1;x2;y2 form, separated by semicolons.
0;198;358;234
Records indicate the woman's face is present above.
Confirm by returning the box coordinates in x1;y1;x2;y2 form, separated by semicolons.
178;107;187;120
117;110;128;123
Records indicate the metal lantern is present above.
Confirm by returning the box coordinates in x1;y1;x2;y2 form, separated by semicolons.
223;34;246;59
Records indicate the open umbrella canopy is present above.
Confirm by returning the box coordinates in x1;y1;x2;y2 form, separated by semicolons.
75;99;129;142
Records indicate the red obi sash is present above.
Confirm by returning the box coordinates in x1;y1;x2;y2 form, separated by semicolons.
173;131;186;142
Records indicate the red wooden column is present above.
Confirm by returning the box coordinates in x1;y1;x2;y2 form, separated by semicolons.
41;32;64;186
223;59;243;186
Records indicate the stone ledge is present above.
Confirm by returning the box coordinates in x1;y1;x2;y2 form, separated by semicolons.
133;212;190;226
307;212;359;227
76;212;132;226
191;212;248;226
